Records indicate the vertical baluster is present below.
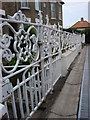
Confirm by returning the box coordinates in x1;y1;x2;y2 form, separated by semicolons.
58;25;62;76
23;83;29;116
39;25;45;98
0;9;5;105
48;28;53;92
24;84;29;116
17;79;24;118
37;67;41;102
23;70;29;116
10;83;17;118
4;101;10;119
0;19;2;104
47;68;49;92
32;67;38;106
0;12;4;119
28;72;34;111
46;66;49;92
44;67;47;93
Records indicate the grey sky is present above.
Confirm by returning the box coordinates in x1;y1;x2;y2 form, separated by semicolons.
63;0;89;28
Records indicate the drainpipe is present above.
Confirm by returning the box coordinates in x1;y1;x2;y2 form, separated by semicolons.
15;0;18;12
60;0;65;28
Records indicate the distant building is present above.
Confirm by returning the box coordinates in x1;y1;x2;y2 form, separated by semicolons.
71;17;90;31
71;17;90;44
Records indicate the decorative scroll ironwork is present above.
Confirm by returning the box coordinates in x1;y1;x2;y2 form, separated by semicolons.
1;34;14;62
8;10;31;22
51;25;59;54
42;27;49;57
0;11;39;74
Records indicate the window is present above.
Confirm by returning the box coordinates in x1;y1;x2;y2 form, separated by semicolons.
51;3;56;19
35;0;39;11
21;0;28;8
59;4;62;20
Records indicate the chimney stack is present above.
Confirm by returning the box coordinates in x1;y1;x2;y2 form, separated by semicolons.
81;17;84;21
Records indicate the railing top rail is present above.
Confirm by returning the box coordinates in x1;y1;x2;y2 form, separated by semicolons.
0;18;62;32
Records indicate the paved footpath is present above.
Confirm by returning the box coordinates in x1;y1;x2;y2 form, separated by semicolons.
32;46;86;119
46;47;86;119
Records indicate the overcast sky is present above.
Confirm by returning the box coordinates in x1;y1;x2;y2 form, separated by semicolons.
63;0;90;28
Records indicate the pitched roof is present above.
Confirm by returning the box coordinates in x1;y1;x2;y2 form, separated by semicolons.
71;18;90;29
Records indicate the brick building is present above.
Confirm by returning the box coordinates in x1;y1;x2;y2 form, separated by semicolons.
0;0;64;26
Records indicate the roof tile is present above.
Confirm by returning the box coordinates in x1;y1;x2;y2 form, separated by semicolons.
71;18;90;28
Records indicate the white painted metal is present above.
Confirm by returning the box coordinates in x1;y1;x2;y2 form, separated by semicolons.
0;10;85;119
0;9;7;119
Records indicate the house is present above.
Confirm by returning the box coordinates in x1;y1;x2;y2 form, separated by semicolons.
71;17;90;31
0;0;64;26
71;17;90;43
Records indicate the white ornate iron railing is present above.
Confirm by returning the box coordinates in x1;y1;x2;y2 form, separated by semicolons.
0;10;85;119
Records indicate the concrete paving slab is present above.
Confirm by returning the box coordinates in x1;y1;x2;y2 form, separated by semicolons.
73;64;84;71
47;112;77;119
61;84;81;97
66;71;82;85
49;85;80;116
47;113;61;118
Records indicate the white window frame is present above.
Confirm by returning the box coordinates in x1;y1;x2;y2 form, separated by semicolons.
21;0;29;9
51;3;56;19
35;0;39;11
58;3;62;20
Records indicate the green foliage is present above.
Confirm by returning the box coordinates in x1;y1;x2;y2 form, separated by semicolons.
63;27;90;35
63;28;85;34
85;28;90;43
85;28;90;35
8;56;32;66
8;56;17;66
24;25;29;31
24;25;37;36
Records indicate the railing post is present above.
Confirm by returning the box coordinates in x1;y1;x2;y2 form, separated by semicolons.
58;24;62;56
82;34;85;48
0;10;3;103
39;25;46;98
48;28;53;93
0;9;6;118
58;25;62;75
36;11;45;98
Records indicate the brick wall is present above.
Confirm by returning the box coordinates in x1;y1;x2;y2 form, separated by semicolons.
2;2;63;26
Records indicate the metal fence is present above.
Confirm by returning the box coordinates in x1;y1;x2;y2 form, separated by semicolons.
0;10;84;119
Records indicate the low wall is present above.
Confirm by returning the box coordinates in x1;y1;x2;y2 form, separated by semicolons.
61;46;80;76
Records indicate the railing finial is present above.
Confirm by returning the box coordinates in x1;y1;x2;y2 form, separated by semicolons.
7;10;30;22
46;15;49;25
38;10;43;24
58;22;62;31
0;9;5;16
